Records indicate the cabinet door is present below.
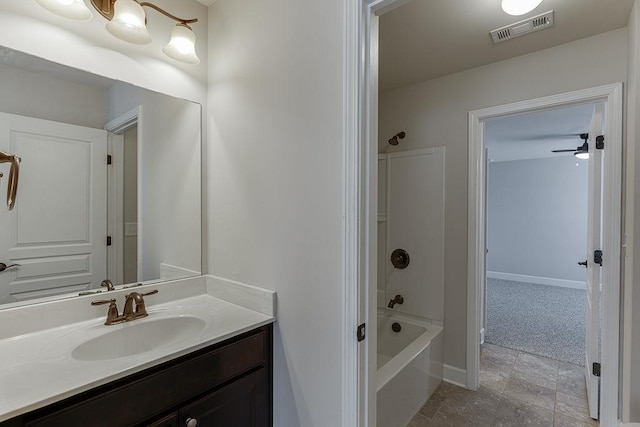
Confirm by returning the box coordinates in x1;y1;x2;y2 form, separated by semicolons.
179;369;267;427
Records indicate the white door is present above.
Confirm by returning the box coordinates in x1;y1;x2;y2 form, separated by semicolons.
585;103;604;420
0;112;107;304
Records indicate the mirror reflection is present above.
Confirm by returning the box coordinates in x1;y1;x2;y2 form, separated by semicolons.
0;46;202;307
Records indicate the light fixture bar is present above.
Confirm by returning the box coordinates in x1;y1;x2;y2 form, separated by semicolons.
139;2;198;26
90;0;198;26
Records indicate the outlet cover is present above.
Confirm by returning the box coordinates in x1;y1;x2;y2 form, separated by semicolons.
125;222;138;236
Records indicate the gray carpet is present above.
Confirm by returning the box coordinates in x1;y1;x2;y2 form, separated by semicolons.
485;278;586;365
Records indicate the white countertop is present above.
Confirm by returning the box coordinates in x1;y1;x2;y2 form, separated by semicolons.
0;275;276;422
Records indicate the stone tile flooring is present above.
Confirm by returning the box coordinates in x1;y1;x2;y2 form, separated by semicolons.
408;343;598;427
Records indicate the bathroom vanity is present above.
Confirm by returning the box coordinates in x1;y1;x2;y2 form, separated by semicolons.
0;276;276;427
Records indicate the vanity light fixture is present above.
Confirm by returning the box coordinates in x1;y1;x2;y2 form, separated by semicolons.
35;0;93;20
35;0;200;65
574;152;590;160
501;0;543;16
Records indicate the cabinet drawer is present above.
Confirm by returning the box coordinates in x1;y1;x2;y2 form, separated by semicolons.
179;369;267;427
25;330;266;427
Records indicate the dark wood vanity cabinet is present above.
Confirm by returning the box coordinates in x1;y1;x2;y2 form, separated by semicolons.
3;325;273;427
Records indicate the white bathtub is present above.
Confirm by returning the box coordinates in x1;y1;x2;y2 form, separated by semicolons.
377;313;443;427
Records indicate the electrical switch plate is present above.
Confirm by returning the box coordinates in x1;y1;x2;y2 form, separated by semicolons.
125;222;138;236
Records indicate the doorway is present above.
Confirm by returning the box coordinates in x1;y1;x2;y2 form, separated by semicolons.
467;85;622;426
482;102;601;421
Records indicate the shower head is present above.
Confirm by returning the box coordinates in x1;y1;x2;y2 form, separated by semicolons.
388;131;406;146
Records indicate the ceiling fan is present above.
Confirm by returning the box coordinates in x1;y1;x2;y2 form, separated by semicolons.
551;133;589;158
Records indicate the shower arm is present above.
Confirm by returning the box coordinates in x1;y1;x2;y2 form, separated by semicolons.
0;151;20;211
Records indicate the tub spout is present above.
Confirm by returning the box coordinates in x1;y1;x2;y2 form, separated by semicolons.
388;294;404;308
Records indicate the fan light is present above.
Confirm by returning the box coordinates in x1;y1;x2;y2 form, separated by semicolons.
35;0;93;20
106;0;152;44
163;24;200;64
501;0;543;16
575;152;590;160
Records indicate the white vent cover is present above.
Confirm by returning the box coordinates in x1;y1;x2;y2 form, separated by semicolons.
490;10;554;44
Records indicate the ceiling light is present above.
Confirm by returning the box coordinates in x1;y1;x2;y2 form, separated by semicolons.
574;152;590;160
35;0;93;20
501;0;543;16
35;0;200;64
163;24;200;64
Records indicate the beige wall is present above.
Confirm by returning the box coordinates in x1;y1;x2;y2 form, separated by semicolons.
379;28;628;372
625;1;640;422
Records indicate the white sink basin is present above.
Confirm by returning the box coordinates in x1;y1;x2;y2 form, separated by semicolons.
71;316;206;361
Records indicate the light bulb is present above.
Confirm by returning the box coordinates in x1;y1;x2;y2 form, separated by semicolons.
501;0;543;16
35;0;93;20
163;24;200;64
574;152;590;160
106;0;151;44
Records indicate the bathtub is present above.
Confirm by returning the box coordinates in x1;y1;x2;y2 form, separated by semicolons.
377;313;443;427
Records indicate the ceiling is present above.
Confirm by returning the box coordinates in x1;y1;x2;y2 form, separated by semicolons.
484;103;597;162
379;0;634;91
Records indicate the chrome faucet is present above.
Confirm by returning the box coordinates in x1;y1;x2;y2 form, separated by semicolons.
388;294;404;309
123;290;159;321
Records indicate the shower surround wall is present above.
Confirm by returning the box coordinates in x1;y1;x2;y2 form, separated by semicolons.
378;147;445;321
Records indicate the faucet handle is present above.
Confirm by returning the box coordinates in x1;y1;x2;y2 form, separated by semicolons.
91;298;123;325
91;298;117;306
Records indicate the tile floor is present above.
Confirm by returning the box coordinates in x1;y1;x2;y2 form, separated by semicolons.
408;343;598;427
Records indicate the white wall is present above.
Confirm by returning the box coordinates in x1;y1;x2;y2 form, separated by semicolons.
107;82;202;280
207;0;346;425
379;28;628;371
0;63;105;128
386;149;446;320
624;1;640;422
487;156;588;284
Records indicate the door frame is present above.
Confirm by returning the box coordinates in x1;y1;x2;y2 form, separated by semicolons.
345;0;409;425
105;106;140;284
466;83;623;425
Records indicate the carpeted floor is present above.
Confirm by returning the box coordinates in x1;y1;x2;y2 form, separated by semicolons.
485;278;586;365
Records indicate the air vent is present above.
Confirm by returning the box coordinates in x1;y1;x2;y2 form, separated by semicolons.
490;10;554;44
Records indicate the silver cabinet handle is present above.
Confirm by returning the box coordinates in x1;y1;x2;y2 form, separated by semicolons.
0;262;20;272
186;418;198;427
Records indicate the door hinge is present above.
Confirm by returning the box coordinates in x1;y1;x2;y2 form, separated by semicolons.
594;250;603;266
593;362;601;377
107;155;112;165
596;135;604;150
357;323;366;342
107;236;112;246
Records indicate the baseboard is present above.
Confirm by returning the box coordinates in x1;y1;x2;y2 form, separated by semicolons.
443;364;467;388
487;271;586;290
619;423;640;426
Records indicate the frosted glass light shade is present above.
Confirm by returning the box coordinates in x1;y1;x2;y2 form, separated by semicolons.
575;152;590;160
106;0;151;44
35;0;93;20
501;0;543;15
162;24;200;64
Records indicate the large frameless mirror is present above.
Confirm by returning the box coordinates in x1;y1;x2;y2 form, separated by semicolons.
0;46;202;308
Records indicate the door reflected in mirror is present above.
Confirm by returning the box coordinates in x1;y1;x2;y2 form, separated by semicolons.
0;46;201;308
